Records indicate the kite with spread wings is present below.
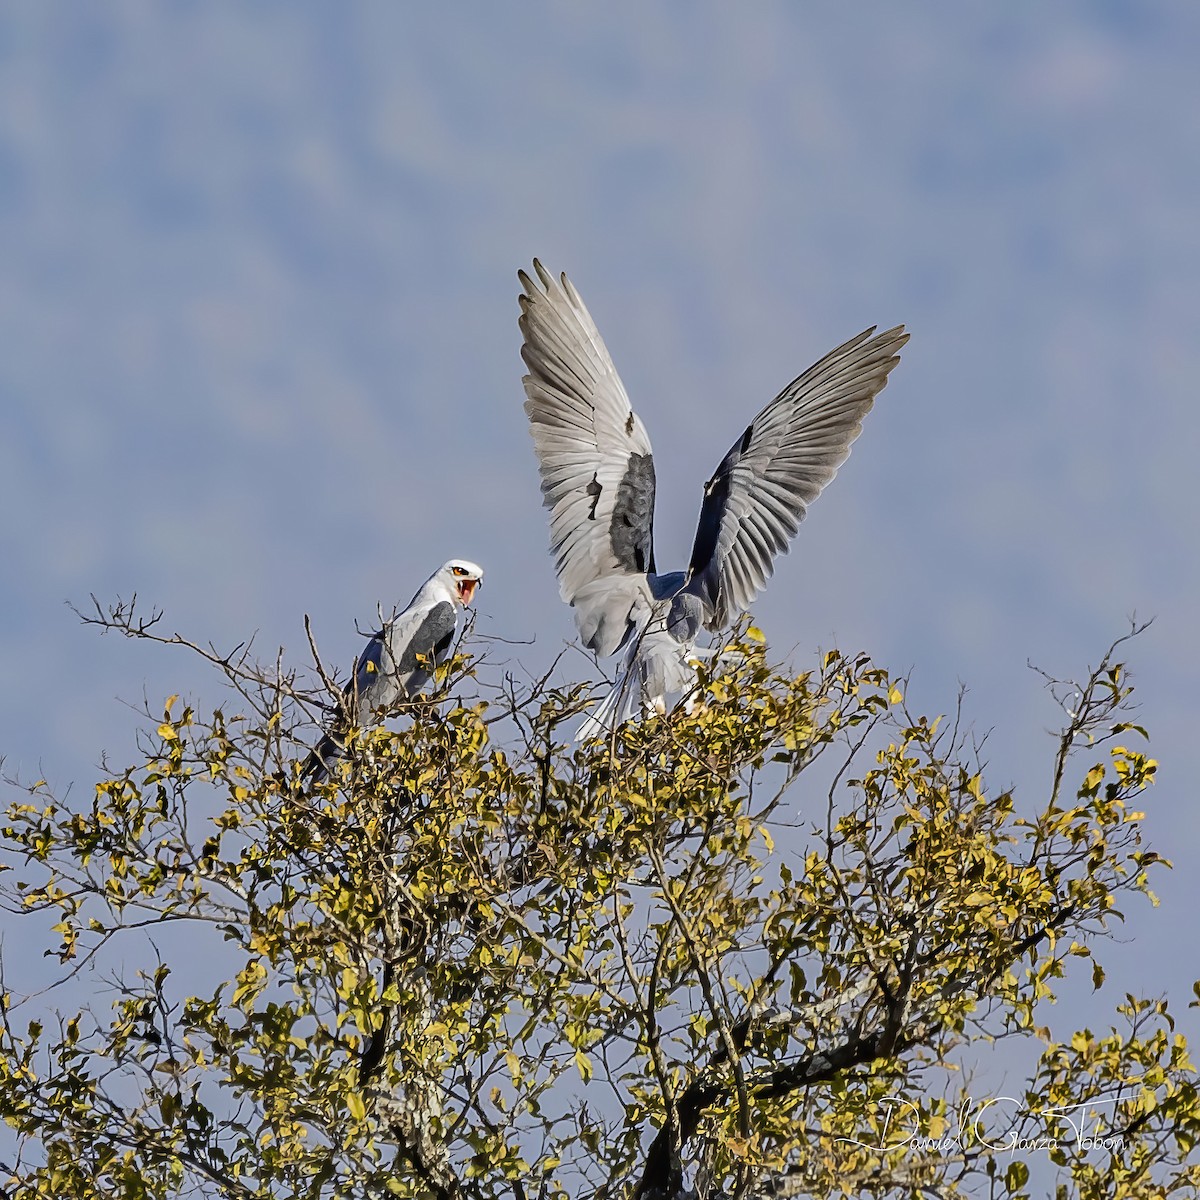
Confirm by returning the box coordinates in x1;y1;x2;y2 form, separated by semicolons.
518;259;906;738
304;558;483;780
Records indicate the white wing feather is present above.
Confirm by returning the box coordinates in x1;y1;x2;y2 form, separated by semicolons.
520;261;658;653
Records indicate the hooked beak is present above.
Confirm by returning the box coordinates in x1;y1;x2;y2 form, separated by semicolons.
458;578;479;606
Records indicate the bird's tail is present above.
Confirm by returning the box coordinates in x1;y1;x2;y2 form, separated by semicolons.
301;728;347;784
574;662;646;742
574;623;699;742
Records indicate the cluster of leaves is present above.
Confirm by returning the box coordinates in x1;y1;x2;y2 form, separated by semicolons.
0;615;1196;1200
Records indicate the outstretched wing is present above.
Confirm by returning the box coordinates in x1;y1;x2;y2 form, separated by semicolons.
687;324;908;630
520;260;658;611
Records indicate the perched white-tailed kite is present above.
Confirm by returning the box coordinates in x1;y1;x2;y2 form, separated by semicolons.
304;559;484;780
518;260;907;738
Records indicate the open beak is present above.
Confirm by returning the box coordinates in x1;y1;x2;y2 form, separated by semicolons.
458;578;479;606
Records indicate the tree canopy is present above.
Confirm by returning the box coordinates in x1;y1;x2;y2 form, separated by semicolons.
1;605;1196;1199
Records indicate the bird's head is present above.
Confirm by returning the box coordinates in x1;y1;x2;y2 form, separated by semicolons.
441;559;484;607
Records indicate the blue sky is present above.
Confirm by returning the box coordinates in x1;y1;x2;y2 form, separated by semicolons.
1;0;1197;1082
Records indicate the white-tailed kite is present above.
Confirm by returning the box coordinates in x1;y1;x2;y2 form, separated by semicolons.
304;559;484;780
518;259;907;738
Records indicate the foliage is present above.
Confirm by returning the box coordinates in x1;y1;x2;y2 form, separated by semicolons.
0;608;1196;1200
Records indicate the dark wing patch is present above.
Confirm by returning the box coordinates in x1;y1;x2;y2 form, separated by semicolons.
687;451;738;613
305;628;388;781
396;601;458;678
351;632;388;708
609;452;657;574
687;324;908;629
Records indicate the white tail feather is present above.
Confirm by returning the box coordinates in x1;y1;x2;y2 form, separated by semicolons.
575;662;646;741
574;622;700;742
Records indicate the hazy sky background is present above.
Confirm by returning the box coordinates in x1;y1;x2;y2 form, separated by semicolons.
1;0;1197;1103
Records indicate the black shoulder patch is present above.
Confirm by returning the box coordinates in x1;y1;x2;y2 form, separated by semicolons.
610;452;656;574
686;444;738;604
396;602;458;677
